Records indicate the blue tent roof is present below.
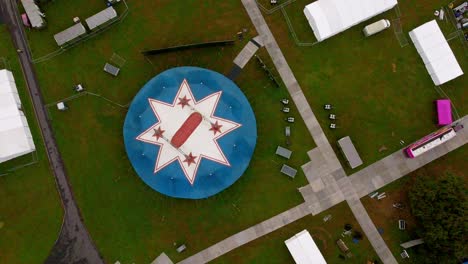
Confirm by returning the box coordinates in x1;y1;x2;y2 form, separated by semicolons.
123;67;257;199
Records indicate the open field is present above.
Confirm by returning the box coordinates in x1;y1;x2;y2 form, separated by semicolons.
0;26;62;263
361;147;467;262
213;202;380;264
2;0;465;263
263;0;467;174
25;0;315;262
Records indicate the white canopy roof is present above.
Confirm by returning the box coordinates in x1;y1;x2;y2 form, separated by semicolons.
21;0;45;29
285;230;327;264
304;0;398;42
54;23;87;46
337;136;363;169
0;70;36;163
85;7;117;30
409;20;464;85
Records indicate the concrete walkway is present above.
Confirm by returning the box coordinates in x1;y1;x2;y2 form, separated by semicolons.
179;203;311;264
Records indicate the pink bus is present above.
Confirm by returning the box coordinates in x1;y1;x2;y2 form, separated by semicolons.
405;126;456;158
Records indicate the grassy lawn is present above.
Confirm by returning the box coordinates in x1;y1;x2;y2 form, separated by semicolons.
213;202;380;264
263;0;467;174
26;1;316;263
361;147;467;262
0;26;62;263
6;0;465;263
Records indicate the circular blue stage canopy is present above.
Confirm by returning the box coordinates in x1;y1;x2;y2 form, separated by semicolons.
124;67;257;199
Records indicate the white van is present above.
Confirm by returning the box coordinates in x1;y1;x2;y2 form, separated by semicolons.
363;19;391;37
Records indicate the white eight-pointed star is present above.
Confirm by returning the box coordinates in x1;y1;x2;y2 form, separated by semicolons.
136;79;241;185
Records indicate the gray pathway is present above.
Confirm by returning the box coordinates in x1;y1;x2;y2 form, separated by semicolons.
152;253;174;264
0;0;103;263
179;203;311;264
350;116;468;198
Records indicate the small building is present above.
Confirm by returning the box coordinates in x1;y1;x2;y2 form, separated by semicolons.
285;230;327;264
104;63;120;76
54;23;87;46
57;102;67;111
281;164;297;178
21;0;45;29
337;136;363;169
85;7;118;31
276;146;292;159
0;70;36;163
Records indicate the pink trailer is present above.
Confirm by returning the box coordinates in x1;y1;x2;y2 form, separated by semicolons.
436;99;452;126
21;14;31;28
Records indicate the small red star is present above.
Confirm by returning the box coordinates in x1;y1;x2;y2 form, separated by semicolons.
178;95;191;108
183;152;197;167
209;121;223;135
152;126;165;140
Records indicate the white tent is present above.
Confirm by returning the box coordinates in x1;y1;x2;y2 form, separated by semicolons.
21;0;45;29
85;7;117;31
304;0;398;42
285;230;327;264
0;70;36;163
409;20;464;85
54;23;87;46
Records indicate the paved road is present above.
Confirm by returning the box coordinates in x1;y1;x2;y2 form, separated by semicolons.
0;1;103;263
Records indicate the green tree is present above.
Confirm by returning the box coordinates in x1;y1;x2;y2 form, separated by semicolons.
409;173;467;263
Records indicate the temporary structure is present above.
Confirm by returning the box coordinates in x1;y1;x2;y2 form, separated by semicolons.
337;136;363;169
285;230;327;264
54;23;87;46
21;0;45;29
0;70;36;163
409;20;464;85
85;7;117;31
303;0;398;42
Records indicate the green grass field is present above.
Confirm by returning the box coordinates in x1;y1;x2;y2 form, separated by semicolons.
24;1;316;263
1;0;465;263
264;0;467;174
213;202;380;264
0;26;62;263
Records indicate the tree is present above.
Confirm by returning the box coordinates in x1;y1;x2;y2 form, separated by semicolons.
409;173;467;263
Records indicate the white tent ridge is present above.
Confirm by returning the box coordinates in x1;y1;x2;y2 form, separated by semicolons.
409;20;464;85
0;70;36;163
304;0;398;42
85;7;118;31
285;229;327;264
21;0;45;29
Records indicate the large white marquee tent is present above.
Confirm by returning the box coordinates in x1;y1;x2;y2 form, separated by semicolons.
0;69;36;163
409;20;464;86
285;230;327;264
304;0;398;42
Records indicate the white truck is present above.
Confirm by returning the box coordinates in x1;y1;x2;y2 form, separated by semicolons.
363;19;391;37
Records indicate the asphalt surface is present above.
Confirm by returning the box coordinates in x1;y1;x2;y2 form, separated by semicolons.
0;1;103;263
